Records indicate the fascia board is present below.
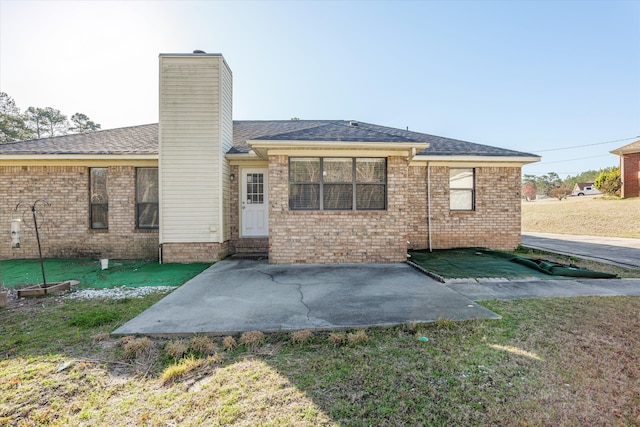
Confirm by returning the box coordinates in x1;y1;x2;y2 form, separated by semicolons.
247;140;429;159
0;154;158;166
412;155;541;165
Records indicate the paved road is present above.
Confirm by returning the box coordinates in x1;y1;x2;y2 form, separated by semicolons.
521;232;640;268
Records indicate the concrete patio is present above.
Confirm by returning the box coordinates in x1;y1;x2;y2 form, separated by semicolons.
113;259;500;336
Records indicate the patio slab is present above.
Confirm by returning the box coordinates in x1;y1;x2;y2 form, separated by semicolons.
113;259;500;336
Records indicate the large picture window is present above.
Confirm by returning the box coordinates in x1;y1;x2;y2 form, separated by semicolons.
289;158;386;211
450;168;475;211
90;168;108;229
136;168;159;229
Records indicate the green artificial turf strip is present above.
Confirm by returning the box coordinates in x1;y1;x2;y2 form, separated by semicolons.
0;259;211;288
409;248;554;279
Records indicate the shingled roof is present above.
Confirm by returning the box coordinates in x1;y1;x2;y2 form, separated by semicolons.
611;139;640;155
0;124;158;155
0;120;537;158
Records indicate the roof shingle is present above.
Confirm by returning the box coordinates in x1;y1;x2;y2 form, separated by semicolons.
0;120;538;158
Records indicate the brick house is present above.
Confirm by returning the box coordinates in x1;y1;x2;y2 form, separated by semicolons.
0;52;539;264
611;140;640;199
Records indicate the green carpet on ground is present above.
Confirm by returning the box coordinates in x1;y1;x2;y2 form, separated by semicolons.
409;248;617;279
408;249;560;279
0;259;211;288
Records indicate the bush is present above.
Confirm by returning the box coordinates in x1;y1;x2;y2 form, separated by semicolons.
550;186;571;201
594;167;621;196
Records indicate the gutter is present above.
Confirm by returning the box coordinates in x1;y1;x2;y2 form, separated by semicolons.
427;162;432;252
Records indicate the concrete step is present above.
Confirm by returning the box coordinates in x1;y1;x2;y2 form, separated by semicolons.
234;238;268;253
230;252;268;260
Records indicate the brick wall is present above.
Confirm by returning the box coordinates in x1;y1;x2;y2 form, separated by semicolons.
268;155;409;264
426;165;522;250
161;242;227;263
621;153;640;198
229;164;240;252
0;166;158;260
268;159;522;264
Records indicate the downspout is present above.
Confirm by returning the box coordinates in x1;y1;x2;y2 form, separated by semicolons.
427;162;432;252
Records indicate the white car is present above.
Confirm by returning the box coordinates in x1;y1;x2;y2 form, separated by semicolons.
571;185;601;196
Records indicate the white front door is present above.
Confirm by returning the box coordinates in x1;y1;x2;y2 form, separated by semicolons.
241;168;269;237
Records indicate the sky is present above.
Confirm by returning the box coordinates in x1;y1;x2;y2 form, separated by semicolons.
1;0;638;177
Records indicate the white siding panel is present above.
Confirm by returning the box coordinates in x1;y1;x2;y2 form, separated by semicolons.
159;55;230;244
220;59;233;241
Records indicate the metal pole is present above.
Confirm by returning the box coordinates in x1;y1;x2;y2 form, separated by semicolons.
31;205;47;286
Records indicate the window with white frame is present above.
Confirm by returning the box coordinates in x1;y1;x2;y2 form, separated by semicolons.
136;168;159;229
450;168;475;211
289;157;386;211
90;168;108;229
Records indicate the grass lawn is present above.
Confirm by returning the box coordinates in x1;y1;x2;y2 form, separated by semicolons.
522;196;640;238
1;295;638;426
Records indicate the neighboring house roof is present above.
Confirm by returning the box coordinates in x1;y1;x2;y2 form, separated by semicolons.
611;139;640;156
0;120;538;159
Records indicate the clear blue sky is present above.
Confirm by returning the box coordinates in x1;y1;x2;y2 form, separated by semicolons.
1;0;638;177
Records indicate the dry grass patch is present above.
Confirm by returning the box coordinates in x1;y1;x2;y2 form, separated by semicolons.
164;339;190;359
328;332;346;347
290;329;313;345
347;330;369;345
240;330;265;350
120;336;156;360
190;335;215;355
522;196;640;238
161;355;205;384
222;335;237;351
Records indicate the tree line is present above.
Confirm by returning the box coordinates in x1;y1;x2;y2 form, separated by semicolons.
523;167;621;200
0;92;101;143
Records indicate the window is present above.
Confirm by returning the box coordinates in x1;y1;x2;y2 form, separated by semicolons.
246;173;264;204
289;158;386;211
136;168;159;229
90;168;108;229
450;168;474;211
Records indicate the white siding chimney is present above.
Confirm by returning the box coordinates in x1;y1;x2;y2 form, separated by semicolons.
158;52;233;250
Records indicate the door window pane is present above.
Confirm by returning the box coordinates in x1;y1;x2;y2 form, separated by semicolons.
247;173;264;204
